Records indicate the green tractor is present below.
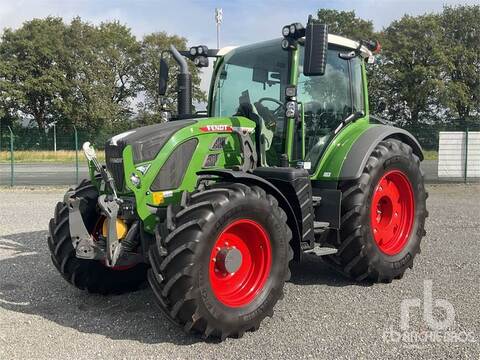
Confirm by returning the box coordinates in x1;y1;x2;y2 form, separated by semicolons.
48;18;427;340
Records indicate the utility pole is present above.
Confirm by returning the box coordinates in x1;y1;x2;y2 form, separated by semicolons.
215;8;223;49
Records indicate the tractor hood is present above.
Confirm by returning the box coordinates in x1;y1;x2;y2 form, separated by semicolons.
103;116;256;192
105;119;197;164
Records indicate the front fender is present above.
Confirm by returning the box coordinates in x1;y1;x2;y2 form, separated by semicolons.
197;169;303;261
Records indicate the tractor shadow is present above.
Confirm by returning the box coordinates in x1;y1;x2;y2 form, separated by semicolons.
0;231;369;345
0;230;202;345
289;253;371;287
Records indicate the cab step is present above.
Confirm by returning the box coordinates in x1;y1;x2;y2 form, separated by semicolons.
312;196;322;206
314;221;330;235
305;245;338;256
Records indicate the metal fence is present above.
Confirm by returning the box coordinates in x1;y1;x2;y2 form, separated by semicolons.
0;126;104;186
0;124;478;186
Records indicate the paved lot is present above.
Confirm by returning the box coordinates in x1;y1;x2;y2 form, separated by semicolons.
0;163;88;186
0;185;479;359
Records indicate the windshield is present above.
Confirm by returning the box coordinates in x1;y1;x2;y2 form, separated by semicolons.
211;39;289;165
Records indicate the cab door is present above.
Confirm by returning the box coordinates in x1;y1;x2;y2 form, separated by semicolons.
294;45;366;173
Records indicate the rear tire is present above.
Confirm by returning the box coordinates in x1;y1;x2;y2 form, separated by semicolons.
48;179;148;294
148;183;293;340
325;139;428;282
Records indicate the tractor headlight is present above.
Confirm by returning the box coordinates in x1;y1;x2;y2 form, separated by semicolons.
285;85;297;98
193;56;209;67
282;26;290;37
285;109;295;118
285;101;297;118
286;101;296;110
130;173;141;187
189;47;197;56
281;38;291;50
289;24;296;35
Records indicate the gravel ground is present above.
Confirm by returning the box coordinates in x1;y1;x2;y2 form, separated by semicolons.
0;184;478;359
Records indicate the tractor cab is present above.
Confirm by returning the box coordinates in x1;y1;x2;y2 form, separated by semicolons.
159;18;378;176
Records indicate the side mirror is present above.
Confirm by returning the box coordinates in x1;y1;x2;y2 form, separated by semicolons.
158;57;169;96
303;21;328;76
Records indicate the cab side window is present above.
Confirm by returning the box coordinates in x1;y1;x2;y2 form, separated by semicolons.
351;56;365;113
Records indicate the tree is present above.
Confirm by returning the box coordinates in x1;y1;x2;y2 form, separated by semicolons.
316;9;375;40
97;21;141;110
136;32;206;124
60;18;140;136
379;14;447;126
0;17;143;138
0;17;69;131
439;5;480;125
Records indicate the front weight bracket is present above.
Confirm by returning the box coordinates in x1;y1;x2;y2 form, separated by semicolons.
64;191;103;260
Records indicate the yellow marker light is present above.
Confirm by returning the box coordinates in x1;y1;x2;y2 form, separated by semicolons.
152;192;165;205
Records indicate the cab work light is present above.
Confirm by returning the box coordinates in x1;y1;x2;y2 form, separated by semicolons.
281;22;305;40
281;22;306;51
187;46;210;67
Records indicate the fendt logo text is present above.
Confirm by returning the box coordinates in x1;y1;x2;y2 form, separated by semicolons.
200;125;233;132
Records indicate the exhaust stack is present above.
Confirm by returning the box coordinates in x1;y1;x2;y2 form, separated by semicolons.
169;45;192;118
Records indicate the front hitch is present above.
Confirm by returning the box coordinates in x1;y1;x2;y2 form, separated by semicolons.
64;191;103;260
65;191;139;267
97;194;123;267
65;142;133;267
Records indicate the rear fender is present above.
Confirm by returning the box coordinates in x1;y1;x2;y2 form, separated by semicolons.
339;125;423;180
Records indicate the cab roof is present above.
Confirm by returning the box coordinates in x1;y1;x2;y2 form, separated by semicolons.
217;34;373;59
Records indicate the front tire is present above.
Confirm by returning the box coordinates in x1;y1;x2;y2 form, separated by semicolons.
148;183;293;340
326;139;428;282
47;179;148;294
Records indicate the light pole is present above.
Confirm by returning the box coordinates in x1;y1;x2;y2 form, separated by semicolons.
215;8;223;49
53;122;57;153
48;121;58;153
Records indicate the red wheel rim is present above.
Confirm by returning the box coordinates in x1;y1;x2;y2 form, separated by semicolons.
209;219;272;308
370;170;415;255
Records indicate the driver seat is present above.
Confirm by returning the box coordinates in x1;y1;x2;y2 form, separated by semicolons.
235;102;271;166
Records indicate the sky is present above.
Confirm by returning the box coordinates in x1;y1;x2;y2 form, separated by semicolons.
0;0;477;94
